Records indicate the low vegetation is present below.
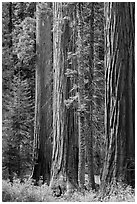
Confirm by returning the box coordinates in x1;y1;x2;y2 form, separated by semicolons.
2;179;135;202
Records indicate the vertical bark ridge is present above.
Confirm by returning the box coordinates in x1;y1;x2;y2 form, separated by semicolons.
102;2;135;187
50;2;67;187
33;3;52;184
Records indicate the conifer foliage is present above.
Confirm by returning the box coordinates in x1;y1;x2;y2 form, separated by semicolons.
2;2;35;181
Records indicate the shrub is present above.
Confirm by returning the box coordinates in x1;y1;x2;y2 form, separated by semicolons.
94;182;135;202
2;179;135;202
2;179;53;202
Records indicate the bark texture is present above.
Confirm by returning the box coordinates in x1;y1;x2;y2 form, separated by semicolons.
93;2;105;177
50;3;79;193
50;2;67;188
85;3;95;189
76;3;85;189
8;2;13;183
65;4;79;192
102;2;135;187
32;3;52;185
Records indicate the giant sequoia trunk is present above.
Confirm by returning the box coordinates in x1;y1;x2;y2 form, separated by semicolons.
32;3;52;185
50;3;80;192
50;2;67;188
102;2;135;188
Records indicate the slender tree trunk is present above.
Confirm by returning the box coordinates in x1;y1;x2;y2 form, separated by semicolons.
76;3;85;189
33;1;41;171
8;2;13;183
93;2;105;178
102;2;135;188
32;2;52;185
65;4;79;192
85;2;95;190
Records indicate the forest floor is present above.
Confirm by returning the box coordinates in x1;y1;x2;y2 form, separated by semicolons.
2;179;135;202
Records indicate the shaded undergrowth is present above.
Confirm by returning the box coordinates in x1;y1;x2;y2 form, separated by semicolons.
2;179;135;202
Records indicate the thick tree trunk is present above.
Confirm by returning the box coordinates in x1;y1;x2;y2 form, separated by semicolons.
50;2;67;189
32;3;52;185
50;3;79;194
102;2;135;188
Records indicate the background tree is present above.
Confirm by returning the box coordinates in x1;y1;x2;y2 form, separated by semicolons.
102;2;135;189
93;2;105;176
2;2;14;114
3;77;33;181
64;3;79;193
63;2;104;190
2;2;36;181
76;3;86;190
83;2;96;190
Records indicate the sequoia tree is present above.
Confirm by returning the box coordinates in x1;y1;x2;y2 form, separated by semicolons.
102;2;135;188
50;2;67;188
32;3;52;185
50;3;80;193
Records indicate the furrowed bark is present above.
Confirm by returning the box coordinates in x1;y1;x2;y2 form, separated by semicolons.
102;2;135;188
